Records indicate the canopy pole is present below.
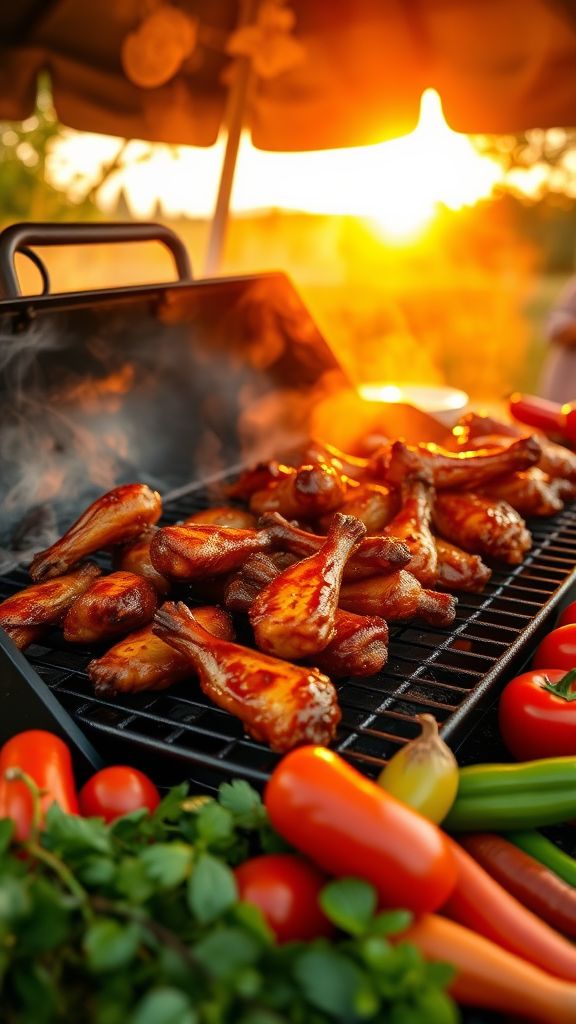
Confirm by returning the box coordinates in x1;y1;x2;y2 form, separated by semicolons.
204;0;260;276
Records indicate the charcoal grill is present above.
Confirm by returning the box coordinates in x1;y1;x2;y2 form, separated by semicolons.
1;222;575;789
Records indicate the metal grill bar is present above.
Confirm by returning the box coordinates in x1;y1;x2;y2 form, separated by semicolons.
1;484;576;789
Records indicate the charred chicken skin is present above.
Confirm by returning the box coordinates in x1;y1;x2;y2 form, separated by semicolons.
88;604;234;696
227;553;389;677
249;513;366;660
433;492;532;565
30;484;162;581
259;511;410;578
434;538;492;593
183;506;258;530
0;563;102;649
150;523;276;582
319;482;399;534
249;461;348;519
113;526;170;594
153;602;341;751
63;571;158;644
384;436;541;490
339;569;457;627
384;477;437;586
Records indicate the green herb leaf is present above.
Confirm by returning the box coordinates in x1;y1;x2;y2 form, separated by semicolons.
115;856;155;904
218;780;265;827
44;803;111;855
130;987;198;1024
371;909;413;936
84;918;142;972
139;842;193;889
153;784;189;823
320;878;378;935
293;946;368;1018
17;877;71;954
187;852;237;923
0;817;14;853
194;925;261;979
196;801;234;846
232;899;275;943
0;875;30;921
77;855;116;887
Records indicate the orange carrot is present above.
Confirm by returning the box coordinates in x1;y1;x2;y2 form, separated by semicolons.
443;839;576;981
403;913;576;1024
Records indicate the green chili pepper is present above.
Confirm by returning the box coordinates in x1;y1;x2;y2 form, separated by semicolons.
506;829;576;887
443;757;576;832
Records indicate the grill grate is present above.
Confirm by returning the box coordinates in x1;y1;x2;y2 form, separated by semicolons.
1;482;576;791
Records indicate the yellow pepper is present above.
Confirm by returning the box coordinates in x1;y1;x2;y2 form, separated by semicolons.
377;714;458;824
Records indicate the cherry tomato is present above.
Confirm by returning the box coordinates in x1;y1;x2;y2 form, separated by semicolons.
79;765;160;822
499;668;576;761
557;602;576;630
533;625;576;672
0;730;79;841
235;853;333;943
265;746;457;915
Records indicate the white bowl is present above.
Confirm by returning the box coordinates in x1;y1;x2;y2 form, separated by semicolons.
357;384;469;426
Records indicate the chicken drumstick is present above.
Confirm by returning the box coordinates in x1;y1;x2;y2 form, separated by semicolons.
433;492;532;565
0;562;101;649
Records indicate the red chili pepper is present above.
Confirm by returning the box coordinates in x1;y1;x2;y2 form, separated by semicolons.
509;392;576;444
0;730;79;841
461;833;576;939
264;745;457;915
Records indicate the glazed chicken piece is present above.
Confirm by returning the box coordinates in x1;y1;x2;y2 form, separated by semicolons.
384;477;437;586
226;553;389;677
88;604;234;697
339;569;457;627
481;468;564;518
319;482;399;534
260;511;410;579
250;513;366;660
183;506;258;530
0;563;102;649
30;484;162;581
433;492;532;565
454;412;576;482
226;461;293;500
250;462;348;519
113;527;170;595
383;436;541;490
150;522;276;582
434;538;492;593
298;439;372;481
63;571;157;644
153;602;341;751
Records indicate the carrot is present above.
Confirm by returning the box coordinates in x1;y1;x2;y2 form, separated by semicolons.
443;839;576;981
403;913;576;1023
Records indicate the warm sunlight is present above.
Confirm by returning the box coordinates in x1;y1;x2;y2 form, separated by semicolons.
48;89;504;241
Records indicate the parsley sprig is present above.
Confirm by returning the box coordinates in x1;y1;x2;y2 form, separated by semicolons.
0;778;458;1024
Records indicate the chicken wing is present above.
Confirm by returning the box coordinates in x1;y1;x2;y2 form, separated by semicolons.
88;604;234;696
454;413;576;482
384;437;541;490
250;462;348;519
384;477;437;586
298;439;372;481
339;569;457;627
434;538;492;593
319;482;399;534
30;484;162;581
0;563;102;648
183;506;258;529
481;468;564;518
63;571;157;644
433;492;532;565
226;461;293;500
153;602;341;751
113;527;170;595
260;511;410;578
150;522;275;582
250;513;366;659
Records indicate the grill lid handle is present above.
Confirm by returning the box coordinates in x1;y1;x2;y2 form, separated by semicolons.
0;221;193;299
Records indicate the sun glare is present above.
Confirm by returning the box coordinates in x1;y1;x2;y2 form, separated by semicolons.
48;88;504;239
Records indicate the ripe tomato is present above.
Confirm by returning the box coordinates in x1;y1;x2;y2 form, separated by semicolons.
557;602;576;630
235;853;333;943
79;765;160;822
0;730;79;841
499;668;576;760
533;625;576;672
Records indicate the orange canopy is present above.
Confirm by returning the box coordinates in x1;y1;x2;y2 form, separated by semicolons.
1;0;575;149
